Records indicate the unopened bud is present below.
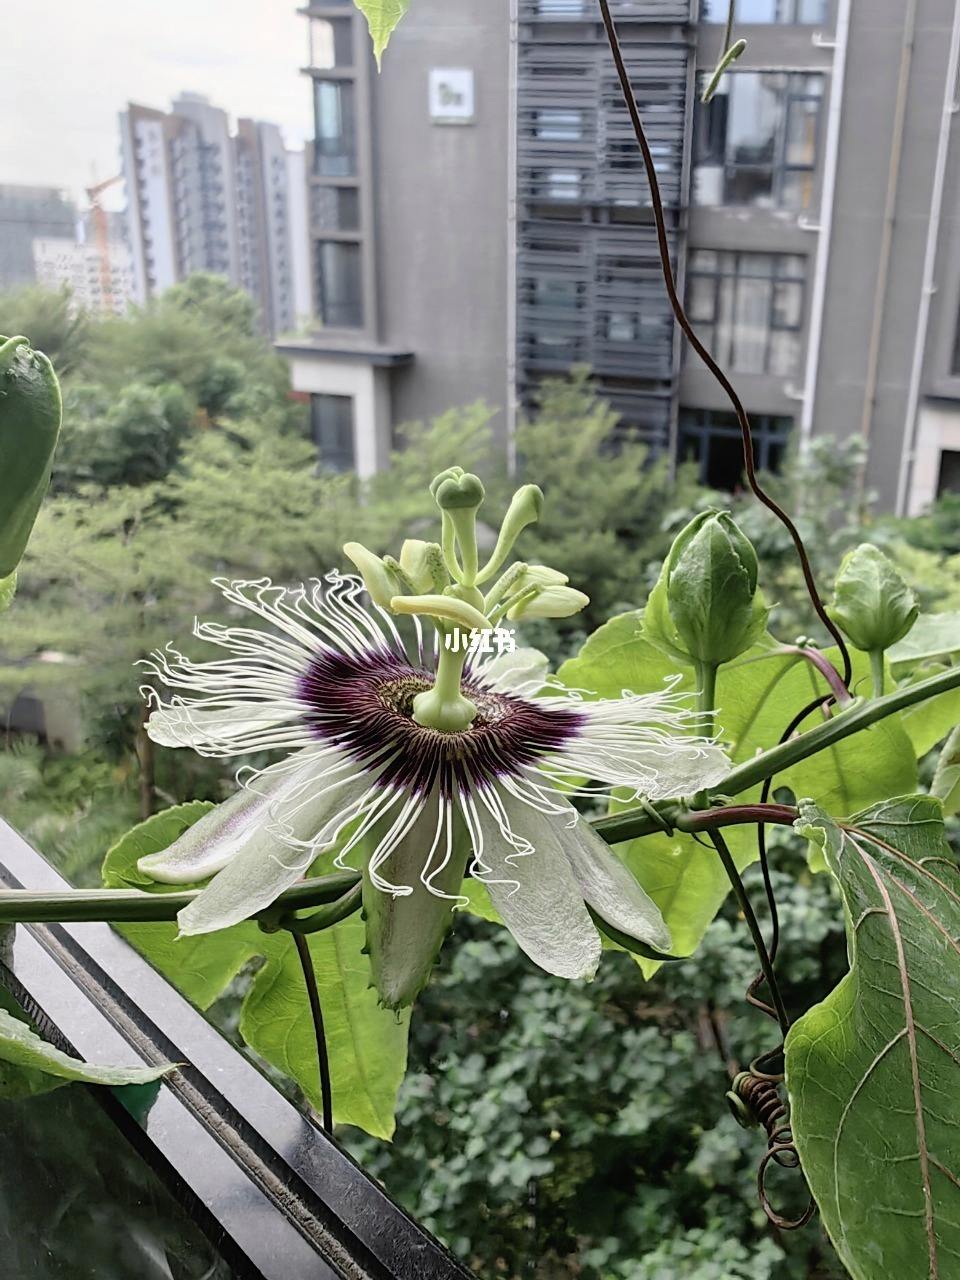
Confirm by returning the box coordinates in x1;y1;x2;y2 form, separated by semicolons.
828;543;918;654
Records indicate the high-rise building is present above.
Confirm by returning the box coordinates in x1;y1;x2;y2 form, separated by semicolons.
0;184;77;289
119;95;308;336
32;212;135;317
284;0;960;514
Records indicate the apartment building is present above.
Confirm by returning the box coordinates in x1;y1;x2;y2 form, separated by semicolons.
0;184;77;289
283;0;960;514
119;95;309;337
32;212;135;317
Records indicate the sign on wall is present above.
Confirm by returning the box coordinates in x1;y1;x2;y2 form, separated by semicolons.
428;69;475;125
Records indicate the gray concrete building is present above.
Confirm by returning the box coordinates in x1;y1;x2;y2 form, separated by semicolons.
119;96;308;337
285;0;960;514
0;184;77;290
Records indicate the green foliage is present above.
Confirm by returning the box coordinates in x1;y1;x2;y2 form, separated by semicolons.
102;804;410;1137
346;838;849;1278
0;1003;173;1100
933;727;960;815
352;0;410;63
0;334;62;576
787;799;960;1280
0;283;88;375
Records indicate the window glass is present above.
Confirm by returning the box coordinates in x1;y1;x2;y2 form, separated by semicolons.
701;0;828;20
314;81;356;177
693;72;824;211
543;169;581;200
535;0;586;14
535;109;583;142
678;408;793;489
311;185;360;231
685;250;806;376
311;394;355;471
315;239;363;327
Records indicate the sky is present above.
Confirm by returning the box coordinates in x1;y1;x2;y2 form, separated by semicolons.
1;0;314;210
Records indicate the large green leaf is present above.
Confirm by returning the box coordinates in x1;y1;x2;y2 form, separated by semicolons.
786;798;960;1280
352;0;410;64
933;726;960;816
0;1004;173;1100
889;612;960;673
898;664;960;758
557;613;917;969
103;804;409;1138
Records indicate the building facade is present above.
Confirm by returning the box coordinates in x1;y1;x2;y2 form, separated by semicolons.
32;225;134;317
119;96;308;337
285;0;960;514
0;184;77;290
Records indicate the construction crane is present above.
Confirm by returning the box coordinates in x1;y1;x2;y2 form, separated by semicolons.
85;174;123;313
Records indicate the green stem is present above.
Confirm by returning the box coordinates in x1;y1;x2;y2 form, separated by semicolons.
279;883;362;935
0;870;360;926
447;507;479;586
596;662;960;844
870;649;885;698
696;661;719;737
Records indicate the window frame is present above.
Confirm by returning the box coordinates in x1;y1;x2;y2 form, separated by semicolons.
0;817;475;1280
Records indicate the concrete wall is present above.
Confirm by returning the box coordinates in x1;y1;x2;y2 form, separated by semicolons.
371;0;512;439
814;0;957;508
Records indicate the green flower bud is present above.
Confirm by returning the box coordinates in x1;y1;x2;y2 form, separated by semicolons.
508;584;589;620
660;511;768;667
0;335;62;576
827;543;919;653
398;539;447;594
429;466;463;500
477;485;545;584
434;471;485;511
343;541;400;608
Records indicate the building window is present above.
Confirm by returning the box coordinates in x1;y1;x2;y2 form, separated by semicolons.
310;184;360;231
535;0;586;13
679;408;792;490
534;109;583;141
702;0;827;19
311;394;355;472
309;17;353;69
686;250;806;376
314;80;356;177
939;450;960;497
533;168;582;201
315;239;364;327
693;72;824;211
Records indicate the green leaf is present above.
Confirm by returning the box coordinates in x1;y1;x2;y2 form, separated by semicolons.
0;570;15;613
786;798;960;1280
103;804;409;1137
933;726;960;816
558;613;917;970
898;663;960;758
0;1006;173;1098
889;611;960;673
352;0;410;65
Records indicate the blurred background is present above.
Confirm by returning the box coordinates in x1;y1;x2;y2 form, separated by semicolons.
2;1;960;1276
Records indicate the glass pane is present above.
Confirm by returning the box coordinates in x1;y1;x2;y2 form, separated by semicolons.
796;0;828;20
768;328;800;376
534;277;578;308
544;169;581;200
780;169;815;210
314;81;356;177
311;185;360;231
311;394;355;471
310;18;353;69
786;98;820;166
605;311;636;342
315;239;363;327
535;109;583;141
732;276;772;373
0;1002;234;1279
772;280;803;327
687;275;716;323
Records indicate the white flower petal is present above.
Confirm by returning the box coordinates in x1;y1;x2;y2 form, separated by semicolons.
470;787;601;980
475;647;550;696
552;804;671;952
147;702;302;751
175;751;372;936
137;764;295;885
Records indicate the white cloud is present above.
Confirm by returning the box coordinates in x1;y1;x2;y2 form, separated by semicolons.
1;0;313;209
